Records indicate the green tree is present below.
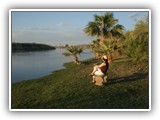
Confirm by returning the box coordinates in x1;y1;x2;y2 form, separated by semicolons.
84;12;124;43
63;46;83;64
124;16;149;62
133;16;149;41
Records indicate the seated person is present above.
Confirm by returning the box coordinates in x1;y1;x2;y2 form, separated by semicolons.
89;55;109;83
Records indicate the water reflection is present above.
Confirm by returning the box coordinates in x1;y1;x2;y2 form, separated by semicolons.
12;48;94;83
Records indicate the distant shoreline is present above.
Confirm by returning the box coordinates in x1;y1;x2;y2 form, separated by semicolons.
53;44;90;49
12;43;56;52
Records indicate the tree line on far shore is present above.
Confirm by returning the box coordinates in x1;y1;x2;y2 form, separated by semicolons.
12;43;56;52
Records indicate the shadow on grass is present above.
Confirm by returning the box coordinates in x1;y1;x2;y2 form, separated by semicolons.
113;57;126;61
105;72;149;86
113;58;132;64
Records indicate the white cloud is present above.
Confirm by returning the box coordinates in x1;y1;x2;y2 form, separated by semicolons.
128;12;139;18
12;28;92;46
63;28;83;37
55;22;66;27
28;27;55;31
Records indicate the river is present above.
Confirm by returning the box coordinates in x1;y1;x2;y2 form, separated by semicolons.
12;48;94;83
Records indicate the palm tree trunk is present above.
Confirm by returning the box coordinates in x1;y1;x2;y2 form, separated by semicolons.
100;26;105;43
108;54;113;63
101;34;105;43
95;53;99;59
74;56;79;64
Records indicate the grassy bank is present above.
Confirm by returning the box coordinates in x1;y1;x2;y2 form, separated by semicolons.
11;56;149;109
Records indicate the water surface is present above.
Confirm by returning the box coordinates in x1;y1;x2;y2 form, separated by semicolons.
12;48;94;83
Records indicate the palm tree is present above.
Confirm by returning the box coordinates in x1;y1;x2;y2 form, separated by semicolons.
63;46;83;64
84;12;124;43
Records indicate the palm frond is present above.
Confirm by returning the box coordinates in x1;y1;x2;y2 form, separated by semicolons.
103;12;118;28
84;21;101;37
63;51;72;56
110;24;125;39
63;46;83;57
84;12;124;42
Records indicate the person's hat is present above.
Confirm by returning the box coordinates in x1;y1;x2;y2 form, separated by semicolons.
102;55;107;60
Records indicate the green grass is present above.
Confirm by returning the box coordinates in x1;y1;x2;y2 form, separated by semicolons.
11;56;149;109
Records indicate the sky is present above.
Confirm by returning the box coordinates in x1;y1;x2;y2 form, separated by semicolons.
11;10;148;46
